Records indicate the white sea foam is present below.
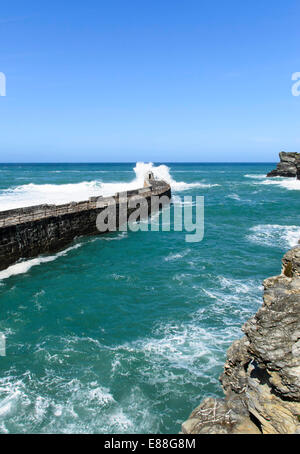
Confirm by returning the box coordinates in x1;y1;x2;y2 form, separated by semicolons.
244;174;267;179
245;174;300;191
0;270;261;434
101;231;128;242
217;276;259;294
164;249;191;262
0;371;123;434
217;277;263;305
136;162;219;191
0;336;161;433
0;162;218;211
0;244;81;281
171;195;196;206
117;297;258;383
259;177;300;191
247;224;300;249
0;391;21;416
226;193;241;201
203;276;262;320
111;277;262;382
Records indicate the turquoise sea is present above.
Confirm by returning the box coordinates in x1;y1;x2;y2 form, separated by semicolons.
0;162;299;434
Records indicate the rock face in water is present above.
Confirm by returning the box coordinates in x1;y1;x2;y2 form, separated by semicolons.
181;246;300;434
267;152;300;178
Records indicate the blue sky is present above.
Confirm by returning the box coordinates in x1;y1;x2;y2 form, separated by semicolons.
0;0;300;162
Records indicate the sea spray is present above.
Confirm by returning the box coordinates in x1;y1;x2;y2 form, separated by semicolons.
0;162;217;211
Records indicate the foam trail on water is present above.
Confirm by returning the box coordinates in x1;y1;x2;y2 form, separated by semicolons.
247;225;300;249
244;174;267;179
0;162;218;211
259;178;300;191
246;175;300;191
0;244;81;281
226;193;241;201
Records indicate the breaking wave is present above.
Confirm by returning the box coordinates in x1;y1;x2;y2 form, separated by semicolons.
244;174;266;180
244;174;267;179
133;163;219;192
0;162;218;211
258;177;300;191
245;173;300;191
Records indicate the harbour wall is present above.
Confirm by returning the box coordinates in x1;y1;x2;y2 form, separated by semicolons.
0;180;171;271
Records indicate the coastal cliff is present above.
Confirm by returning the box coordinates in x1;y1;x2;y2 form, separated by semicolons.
182;246;300;434
267;152;300;178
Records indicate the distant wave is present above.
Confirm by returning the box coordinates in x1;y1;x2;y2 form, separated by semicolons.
247;224;300;249
0;162;219;211
226;193;241;201
164;248;191;262
258;178;300;191
244;174;267;179
245;173;300;191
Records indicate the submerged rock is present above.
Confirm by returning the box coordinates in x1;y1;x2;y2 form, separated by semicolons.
267;151;300;178
181;246;300;434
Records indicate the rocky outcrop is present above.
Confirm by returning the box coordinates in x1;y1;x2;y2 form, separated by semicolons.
182;246;300;434
267;152;300;178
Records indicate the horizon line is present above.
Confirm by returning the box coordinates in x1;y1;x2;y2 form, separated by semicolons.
0;161;277;165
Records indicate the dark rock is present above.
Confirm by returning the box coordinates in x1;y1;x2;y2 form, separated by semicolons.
267;152;300;178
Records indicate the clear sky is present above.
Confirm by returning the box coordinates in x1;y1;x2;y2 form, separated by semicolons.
0;0;300;162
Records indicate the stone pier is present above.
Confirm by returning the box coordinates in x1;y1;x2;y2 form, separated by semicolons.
0;177;171;271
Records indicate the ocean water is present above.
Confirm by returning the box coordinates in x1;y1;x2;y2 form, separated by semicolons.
0;162;299;434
